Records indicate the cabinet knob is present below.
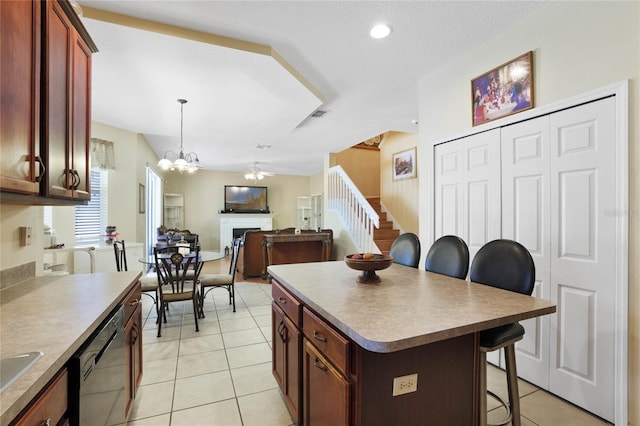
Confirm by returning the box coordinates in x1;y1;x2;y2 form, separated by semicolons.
128;298;140;306
42;419;51;426
278;297;287;305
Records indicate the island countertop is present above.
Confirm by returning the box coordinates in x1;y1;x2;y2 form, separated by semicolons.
267;261;556;353
0;271;141;426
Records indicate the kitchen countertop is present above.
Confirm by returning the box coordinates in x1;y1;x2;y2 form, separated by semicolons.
267;261;556;353
0;271;141;426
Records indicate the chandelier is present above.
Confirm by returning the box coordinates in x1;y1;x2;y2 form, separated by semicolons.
158;99;202;173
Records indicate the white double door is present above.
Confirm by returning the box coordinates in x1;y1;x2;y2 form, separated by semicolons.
433;97;617;422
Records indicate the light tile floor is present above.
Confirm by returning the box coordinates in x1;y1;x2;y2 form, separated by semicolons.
123;261;611;426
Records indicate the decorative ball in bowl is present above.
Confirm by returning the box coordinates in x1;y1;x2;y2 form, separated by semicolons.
344;253;394;283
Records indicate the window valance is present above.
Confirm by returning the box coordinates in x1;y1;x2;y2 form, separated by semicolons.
90;138;116;170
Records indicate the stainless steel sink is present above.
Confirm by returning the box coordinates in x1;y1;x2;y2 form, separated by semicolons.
0;352;43;393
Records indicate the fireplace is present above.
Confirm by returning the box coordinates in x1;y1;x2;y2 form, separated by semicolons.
233;227;260;240
219;215;272;251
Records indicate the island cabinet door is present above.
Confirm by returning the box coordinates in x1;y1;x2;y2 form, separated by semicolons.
272;302;301;424
303;339;350;426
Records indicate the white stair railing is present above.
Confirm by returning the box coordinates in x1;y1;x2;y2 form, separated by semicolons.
327;165;379;253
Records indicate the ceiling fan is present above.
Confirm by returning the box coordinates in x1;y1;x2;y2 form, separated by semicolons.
243;162;275;182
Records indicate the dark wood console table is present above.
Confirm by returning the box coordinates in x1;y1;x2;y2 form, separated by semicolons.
262;231;333;279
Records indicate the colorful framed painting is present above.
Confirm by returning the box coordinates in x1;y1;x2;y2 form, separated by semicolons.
471;51;534;126
392;147;417;181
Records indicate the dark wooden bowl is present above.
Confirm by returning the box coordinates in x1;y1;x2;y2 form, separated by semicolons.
344;254;394;283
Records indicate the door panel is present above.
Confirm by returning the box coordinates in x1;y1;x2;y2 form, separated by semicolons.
462;129;501;266
549;97;616;421
501;116;551;386
434;140;463;238
71;36;91;199
44;1;72;198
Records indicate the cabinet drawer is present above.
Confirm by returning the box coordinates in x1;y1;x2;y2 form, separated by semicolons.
123;282;142;323
272;280;301;327
303;307;350;375
15;368;68;426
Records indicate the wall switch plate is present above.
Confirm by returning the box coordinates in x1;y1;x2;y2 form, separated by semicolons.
19;226;32;246
392;373;418;396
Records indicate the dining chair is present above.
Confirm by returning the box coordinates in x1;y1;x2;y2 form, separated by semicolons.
198;237;241;315
154;246;201;337
113;240;159;314
469;239;535;426
424;235;469;279
388;232;421;268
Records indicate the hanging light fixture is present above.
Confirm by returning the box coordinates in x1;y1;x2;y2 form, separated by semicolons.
158;99;202;173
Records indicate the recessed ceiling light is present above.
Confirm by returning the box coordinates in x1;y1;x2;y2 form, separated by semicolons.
370;24;391;39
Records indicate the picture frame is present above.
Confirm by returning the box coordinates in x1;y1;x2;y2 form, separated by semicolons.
392;147;417;181
138;183;145;214
471;51;534;126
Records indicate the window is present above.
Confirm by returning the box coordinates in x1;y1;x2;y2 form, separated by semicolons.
75;169;108;241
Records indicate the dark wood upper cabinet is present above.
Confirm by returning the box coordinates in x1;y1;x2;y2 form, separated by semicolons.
0;0;42;195
0;0;97;205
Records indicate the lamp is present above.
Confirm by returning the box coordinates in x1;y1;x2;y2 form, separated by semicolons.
158;99;202;173
244;172;264;181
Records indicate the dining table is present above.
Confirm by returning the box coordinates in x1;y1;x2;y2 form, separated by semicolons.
138;250;224;266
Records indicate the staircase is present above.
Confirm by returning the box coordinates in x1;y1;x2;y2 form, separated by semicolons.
367;197;399;255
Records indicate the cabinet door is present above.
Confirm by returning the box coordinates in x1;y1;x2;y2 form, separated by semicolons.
125;303;143;419
43;0;73;199
272;302;301;423
70;34;92;200
0;0;41;194
303;340;349;426
272;303;286;388
43;0;91;200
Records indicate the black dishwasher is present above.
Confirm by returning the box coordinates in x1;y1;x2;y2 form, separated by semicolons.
69;305;125;426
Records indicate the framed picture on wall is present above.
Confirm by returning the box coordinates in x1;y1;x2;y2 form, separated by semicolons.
138;183;145;214
471;51;534;126
392;147;417;181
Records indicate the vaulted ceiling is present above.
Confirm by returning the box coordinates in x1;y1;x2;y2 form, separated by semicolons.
78;1;547;176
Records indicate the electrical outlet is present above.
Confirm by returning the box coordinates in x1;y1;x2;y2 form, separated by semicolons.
392;373;418;396
19;226;32;246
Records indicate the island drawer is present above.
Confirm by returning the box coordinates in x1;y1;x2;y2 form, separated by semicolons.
272;280;301;327
303;307;350;375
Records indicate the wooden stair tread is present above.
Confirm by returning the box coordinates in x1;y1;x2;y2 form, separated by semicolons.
367;197;399;255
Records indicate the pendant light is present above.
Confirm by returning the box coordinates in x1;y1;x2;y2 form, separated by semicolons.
158;99;202;173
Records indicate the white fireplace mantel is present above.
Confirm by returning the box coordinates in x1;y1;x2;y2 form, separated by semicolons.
219;214;272;251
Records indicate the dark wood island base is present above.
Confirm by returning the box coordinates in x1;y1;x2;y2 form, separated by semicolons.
268;261;555;426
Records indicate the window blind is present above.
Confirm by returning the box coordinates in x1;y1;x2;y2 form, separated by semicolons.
75;169;108;241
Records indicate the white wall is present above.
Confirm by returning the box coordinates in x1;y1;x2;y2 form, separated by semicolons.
379;131;419;234
417;1;639;422
0;204;44;273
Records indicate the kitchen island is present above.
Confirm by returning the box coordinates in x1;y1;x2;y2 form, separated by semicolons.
0;271;141;426
268;261;556;425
